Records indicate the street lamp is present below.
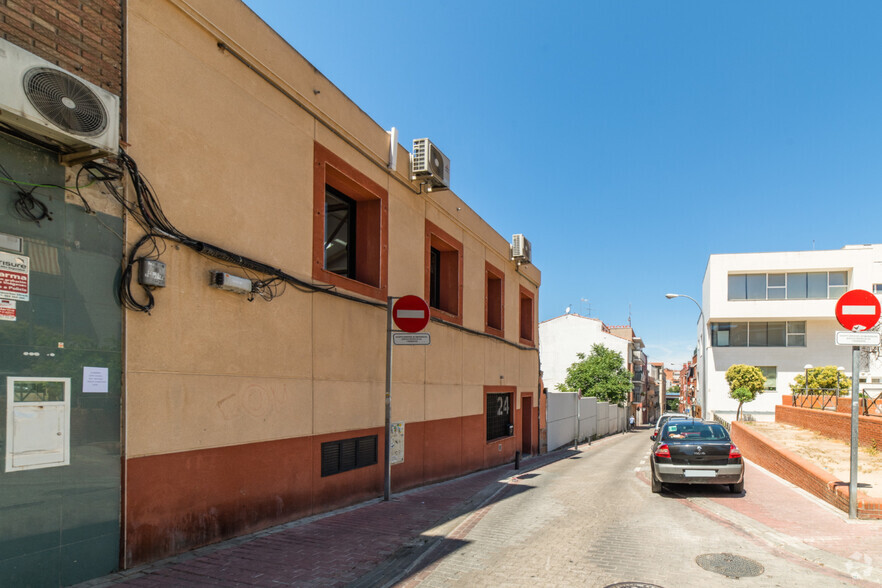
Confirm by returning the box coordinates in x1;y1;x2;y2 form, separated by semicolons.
803;364;813;397
665;293;707;418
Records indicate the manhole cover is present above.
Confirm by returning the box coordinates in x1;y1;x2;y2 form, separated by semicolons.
604;583;664;588
696;553;764;578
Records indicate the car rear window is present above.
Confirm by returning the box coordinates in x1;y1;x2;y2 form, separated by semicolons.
661;423;729;442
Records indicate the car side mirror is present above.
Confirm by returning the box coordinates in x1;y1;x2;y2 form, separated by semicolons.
650;434;656;441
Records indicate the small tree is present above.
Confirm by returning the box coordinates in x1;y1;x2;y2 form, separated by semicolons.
666;398;680;412
789;366;852;395
725;364;765;421
556;343;632;406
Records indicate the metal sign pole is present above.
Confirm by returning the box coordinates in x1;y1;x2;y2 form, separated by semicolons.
850;345;860;519
384;296;394;501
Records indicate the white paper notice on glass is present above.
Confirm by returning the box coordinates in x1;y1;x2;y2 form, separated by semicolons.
83;366;109;393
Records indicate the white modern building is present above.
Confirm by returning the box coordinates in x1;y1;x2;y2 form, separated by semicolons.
539;314;651;422
702;244;882;419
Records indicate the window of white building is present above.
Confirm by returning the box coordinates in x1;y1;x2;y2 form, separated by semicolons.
728;271;848;301
711;321;805;347
758;366;777;391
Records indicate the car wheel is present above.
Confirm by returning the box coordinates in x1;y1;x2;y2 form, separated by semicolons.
730;478;744;494
651;466;662;494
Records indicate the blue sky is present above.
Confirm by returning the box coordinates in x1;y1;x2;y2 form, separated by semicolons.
244;0;882;367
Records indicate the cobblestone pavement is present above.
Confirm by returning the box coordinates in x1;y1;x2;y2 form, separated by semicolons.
76;427;882;588
396;430;878;587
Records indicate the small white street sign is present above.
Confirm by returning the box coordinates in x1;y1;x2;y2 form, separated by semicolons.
393;332;431;346
835;331;881;347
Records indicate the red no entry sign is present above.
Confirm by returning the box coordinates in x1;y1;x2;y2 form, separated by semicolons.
835;289;881;331
392;295;430;333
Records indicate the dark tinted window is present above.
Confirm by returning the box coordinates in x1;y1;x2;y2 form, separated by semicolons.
662;422;729;442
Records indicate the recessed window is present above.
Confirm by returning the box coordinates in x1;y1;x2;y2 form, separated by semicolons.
519;286;535;345
425;220;463;324
767;273;786;299
787;321;806;347
758;366;777;391
711;321;804;347
485;262;504;336
828;271;847;298
313;143;388;301
321;435;377;477
728;271;849;301
486;391;512;441
324;187;356;278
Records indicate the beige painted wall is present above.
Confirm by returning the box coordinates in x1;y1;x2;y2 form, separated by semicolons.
125;0;540;457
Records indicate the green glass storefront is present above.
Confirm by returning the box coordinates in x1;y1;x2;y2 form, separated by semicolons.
0;134;122;586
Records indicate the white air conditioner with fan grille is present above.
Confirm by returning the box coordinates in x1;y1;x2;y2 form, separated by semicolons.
0;37;119;161
411;138;450;191
511;234;532;264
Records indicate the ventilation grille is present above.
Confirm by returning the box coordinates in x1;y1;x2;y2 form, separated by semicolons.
23;67;108;137
428;144;445;177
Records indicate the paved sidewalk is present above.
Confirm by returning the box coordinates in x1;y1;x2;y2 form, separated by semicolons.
694;460;882;584
75;438;587;588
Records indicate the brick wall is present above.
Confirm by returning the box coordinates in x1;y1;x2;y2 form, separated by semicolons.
731;421;882;520
782;394;882;416
0;0;122;94
775;404;882;450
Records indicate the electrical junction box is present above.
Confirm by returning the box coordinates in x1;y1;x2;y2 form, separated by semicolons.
138;259;166;287
209;270;253;294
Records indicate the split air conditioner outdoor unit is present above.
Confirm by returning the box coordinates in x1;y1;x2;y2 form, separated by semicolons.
0;37;119;162
511;234;532;264
411;138;450;191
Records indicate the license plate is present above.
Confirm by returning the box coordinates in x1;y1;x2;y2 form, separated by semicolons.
683;469;716;478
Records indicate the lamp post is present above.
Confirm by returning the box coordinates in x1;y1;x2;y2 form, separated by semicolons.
803;364;813;398
666;293;707;418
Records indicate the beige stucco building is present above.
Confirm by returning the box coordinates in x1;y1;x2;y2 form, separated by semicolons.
120;0;542;566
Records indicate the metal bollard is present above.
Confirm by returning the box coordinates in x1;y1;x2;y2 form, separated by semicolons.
515;450;520;470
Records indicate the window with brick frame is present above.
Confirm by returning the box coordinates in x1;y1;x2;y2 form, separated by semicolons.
313;142;388;301
519;285;535;346
485;261;504;336
425;220;463;325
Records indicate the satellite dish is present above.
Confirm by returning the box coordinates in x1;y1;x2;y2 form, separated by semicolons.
565;306;571;314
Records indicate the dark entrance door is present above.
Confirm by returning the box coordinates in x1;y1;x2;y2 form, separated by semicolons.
521;396;532;456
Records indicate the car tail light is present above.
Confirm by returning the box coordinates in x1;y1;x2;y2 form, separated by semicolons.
729;444;742;459
655;444;670;458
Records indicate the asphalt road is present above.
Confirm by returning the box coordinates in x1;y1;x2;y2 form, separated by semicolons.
392;427;866;587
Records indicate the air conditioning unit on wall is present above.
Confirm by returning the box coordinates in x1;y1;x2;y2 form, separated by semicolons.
511;234;532;264
0;37;119;162
411;138;450;191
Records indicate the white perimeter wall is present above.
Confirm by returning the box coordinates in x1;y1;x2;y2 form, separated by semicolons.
546;392;626;451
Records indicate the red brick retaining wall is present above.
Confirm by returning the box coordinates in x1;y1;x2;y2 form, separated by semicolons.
782;394;882;417
775;404;882;450
730;421;882;520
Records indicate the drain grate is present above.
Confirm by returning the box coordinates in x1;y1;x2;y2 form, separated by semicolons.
604;584;664;588
696;553;764;578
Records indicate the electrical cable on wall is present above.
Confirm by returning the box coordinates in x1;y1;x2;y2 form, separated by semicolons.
0;151;538;351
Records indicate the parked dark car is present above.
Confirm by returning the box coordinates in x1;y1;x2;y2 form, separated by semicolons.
650;412;690;441
650;420;744;494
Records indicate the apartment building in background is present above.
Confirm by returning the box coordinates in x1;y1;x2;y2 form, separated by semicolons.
538;314;654;423
0;1;542;584
702;244;882;420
